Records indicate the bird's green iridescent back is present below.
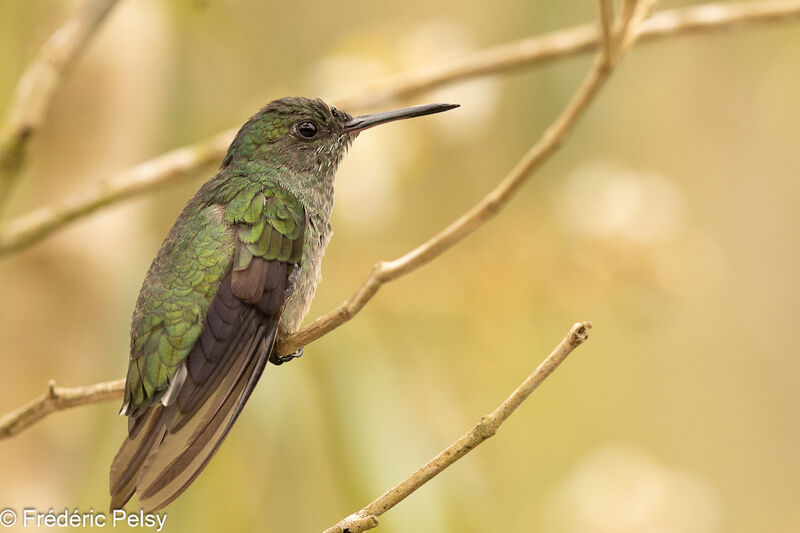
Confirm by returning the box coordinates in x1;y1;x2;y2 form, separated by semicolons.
123;177;305;417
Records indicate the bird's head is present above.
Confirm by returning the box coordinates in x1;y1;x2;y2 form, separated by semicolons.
222;97;458;190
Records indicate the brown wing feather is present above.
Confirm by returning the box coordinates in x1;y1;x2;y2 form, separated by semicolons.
109;255;287;511
109;408;167;510
137;323;271;510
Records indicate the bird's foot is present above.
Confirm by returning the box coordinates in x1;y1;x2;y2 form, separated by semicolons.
270;347;303;366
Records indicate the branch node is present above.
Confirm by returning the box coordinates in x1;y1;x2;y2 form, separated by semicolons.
47;380;57;399
340;301;357;321
373;261;391;281
333;513;379;533
570;321;593;345
482;192;504;216
474;415;498;440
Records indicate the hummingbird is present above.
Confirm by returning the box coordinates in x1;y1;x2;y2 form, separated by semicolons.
109;97;458;511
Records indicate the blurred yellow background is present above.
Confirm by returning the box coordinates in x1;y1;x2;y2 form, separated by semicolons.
1;1;799;532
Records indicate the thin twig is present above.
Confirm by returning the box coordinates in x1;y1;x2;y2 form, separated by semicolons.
323;321;592;533
0;0;119;210
0;131;233;255
620;0;661;53
617;0;641;54
1;0;798;256
0;379;124;439
597;0;615;64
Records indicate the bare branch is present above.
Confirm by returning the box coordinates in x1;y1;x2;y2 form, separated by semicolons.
0;131;233;255
597;0;615;65
0;379;124;439
618;0;661;54
617;0;641;55
323;321;592;533
0;0;798;257
0;0;119;210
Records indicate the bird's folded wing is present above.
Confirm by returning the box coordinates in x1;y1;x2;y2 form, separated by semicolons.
110;184;305;512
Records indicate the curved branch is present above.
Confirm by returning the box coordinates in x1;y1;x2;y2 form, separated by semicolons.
0;0;119;210
0;379;124;439
1;0;799;257
597;0;615;65
0;131;233;255
323;321;592;533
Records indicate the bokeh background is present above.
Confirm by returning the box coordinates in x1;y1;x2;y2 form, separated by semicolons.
1;1;799;532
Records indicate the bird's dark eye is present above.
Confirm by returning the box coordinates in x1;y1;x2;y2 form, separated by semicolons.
296;121;318;139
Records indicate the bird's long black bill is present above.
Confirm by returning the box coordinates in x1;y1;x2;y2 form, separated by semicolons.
343;103;459;133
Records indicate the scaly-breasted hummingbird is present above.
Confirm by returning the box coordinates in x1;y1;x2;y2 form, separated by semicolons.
109;97;458;511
